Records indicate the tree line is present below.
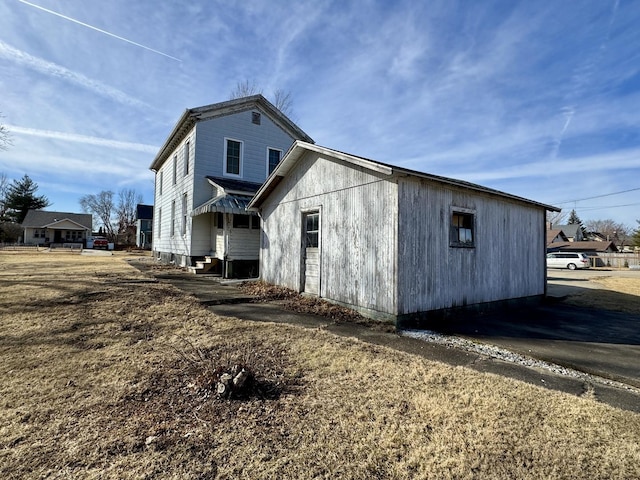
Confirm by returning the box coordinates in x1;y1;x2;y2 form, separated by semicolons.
0;172;142;245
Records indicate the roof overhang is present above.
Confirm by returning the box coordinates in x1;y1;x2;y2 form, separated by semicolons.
249;141;561;213
192;194;256;217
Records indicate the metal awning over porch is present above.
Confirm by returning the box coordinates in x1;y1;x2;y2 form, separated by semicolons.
191;194;256;217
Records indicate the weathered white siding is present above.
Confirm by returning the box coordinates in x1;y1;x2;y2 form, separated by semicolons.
260;152;398;318
396;177;546;315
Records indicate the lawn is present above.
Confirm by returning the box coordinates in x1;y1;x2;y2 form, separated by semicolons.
1;251;639;479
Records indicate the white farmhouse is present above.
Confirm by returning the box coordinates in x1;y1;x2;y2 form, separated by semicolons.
248;142;560;325
150;95;312;277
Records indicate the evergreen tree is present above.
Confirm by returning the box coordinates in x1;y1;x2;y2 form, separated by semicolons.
4;174;50;223
567;208;587;238
632;220;640;248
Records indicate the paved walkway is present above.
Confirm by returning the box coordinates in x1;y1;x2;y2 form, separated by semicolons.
128;259;640;413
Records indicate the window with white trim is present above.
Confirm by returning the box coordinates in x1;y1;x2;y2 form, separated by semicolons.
181;193;188;235
267;148;282;175
158;208;162;236
224;138;242;176
184;141;190;176
170;200;176;236
159;171;163;195
172;155;177;185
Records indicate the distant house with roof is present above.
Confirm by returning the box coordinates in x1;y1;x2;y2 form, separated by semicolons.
248;141;560;325
21;210;92;246
149;95;312;277
554;224;585;242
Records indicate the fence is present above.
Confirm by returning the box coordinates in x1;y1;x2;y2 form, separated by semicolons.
590;253;640;269
0;243;41;251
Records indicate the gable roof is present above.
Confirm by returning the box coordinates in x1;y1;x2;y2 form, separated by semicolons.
22;210;92;230
547;229;569;244
555;224;583;238
149;95;314;172
248;141;560;212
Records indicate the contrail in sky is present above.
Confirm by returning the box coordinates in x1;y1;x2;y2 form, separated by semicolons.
18;0;181;62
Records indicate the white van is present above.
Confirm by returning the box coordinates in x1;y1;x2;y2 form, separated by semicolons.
546;252;590;270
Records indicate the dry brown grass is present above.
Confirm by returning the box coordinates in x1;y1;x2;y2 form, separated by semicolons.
565;276;640;314
1;251;640;479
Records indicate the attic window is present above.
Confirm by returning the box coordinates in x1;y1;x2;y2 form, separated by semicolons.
252;112;261;125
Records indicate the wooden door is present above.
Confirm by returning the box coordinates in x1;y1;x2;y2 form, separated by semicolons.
302;211;320;295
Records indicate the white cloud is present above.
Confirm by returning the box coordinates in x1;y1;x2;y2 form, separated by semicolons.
7;125;158;153
0;40;151;110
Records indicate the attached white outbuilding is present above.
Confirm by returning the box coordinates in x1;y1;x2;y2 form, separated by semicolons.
248;141;560;325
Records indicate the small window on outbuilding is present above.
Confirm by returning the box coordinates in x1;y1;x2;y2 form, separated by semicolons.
251;216;260;230
451;210;475;247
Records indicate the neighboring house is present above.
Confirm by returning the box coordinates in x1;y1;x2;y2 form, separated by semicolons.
248;141;560;325
546;241;618;254
135;204;153;249
149;95;313;276
546;229;569;250
21;210;92;246
555;224;585;242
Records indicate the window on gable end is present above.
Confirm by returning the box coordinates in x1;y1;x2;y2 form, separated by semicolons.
252;112;261;125
224;138;242;176
267;148;282;175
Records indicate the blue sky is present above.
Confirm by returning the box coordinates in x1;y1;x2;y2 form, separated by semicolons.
1;0;639;228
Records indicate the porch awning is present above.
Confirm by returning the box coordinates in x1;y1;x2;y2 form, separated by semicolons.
191;194;256;217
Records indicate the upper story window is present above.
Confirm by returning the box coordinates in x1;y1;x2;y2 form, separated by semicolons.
252;112;261;125
267;148;282;175
159;171;163;195
181;193;188;235
450;209;475;248
224;138;243;177
172;155;177;185
170;200;176;237
184;141;190;176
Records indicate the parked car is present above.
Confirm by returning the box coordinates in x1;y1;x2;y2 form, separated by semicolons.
93;237;109;249
546;252;590;270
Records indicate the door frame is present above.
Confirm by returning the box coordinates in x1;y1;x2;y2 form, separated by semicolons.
300;206;322;295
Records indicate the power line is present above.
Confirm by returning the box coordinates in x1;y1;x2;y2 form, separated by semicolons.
553;187;640;205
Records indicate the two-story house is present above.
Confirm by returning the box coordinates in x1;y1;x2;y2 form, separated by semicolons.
150;95;312;277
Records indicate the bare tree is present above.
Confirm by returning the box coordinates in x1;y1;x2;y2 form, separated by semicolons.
273;88;293;117
229;81;295;117
585;219;630;245
0;113;12;151
116;188;142;245
546;210;567;229
229;80;262;99
80;191;116;240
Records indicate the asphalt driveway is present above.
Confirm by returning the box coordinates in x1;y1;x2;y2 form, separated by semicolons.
431;269;640;389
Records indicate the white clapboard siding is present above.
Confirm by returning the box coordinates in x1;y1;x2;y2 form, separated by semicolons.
227;226;260;260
